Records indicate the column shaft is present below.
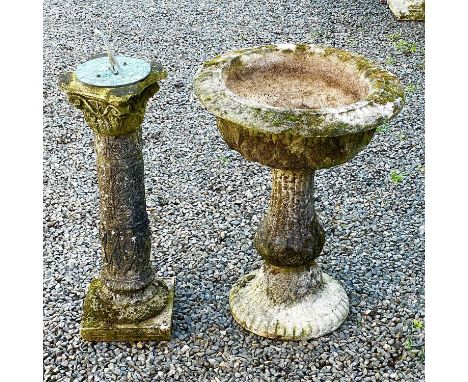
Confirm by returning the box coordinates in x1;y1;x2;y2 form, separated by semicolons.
95;129;153;292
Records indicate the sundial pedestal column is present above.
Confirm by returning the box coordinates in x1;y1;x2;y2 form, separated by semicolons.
59;59;174;341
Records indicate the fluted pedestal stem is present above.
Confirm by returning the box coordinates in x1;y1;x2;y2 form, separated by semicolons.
256;169;324;266
229;169;349;340
256;169;324;303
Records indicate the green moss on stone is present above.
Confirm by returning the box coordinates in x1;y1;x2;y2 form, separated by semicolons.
80;278;175;342
217;117;375;170
396;2;425;21
82;278;169;327
194;44;404;143
322;47;404;106
295;44;309;52
204;54;230;67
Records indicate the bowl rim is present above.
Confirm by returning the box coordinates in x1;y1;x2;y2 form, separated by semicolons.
193;44;404;137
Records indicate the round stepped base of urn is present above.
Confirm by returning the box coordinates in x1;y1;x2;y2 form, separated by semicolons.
229;269;349;340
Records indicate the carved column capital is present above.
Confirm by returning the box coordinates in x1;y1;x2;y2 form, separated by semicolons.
58;61;166;136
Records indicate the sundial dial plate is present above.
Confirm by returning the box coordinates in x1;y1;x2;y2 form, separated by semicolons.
76;56;151;87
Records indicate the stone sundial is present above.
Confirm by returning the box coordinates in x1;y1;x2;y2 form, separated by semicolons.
59;30;174;341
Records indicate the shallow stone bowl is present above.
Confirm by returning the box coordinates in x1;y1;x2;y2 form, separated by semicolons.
194;44;404;170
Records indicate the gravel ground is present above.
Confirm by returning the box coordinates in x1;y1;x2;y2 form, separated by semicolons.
43;0;425;381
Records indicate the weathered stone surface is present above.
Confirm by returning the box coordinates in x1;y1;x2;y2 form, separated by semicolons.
230;266;349;340
81;277;175;341
217;118;376;170
196;44;403;171
194;45;404;137
387;0;425;21
194;44;404;340
255;169;324;267
59;58;166;137
59;60;174;341
95;129;155;292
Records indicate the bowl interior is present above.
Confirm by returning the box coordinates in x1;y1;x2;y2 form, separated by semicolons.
224;50;371;110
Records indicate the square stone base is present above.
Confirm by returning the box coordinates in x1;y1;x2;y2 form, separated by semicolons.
80;277;175;341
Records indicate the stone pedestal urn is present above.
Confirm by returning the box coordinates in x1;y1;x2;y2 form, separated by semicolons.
59;60;174;341
194;44;404;340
